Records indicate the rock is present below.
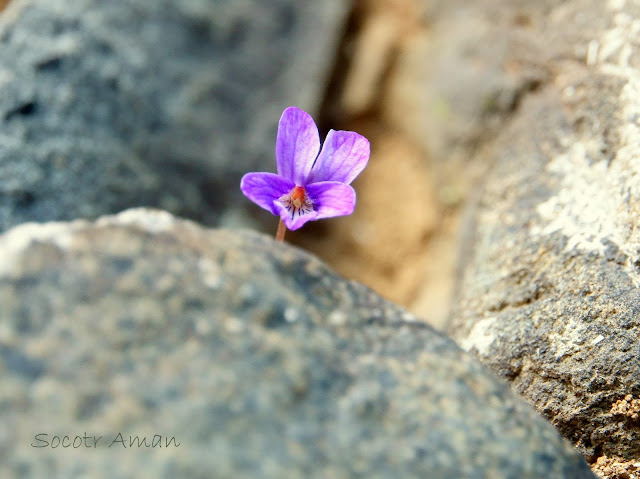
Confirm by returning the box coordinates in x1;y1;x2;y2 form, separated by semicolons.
382;0;551;200
0;0;347;232
449;0;640;463
0;209;594;478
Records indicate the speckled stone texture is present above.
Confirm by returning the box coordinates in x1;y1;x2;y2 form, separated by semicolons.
0;0;347;232
0;209;594;478
448;0;640;463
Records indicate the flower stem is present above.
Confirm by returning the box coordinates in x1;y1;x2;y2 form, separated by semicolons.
275;218;287;242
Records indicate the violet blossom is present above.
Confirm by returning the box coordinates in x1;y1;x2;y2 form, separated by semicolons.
240;106;370;231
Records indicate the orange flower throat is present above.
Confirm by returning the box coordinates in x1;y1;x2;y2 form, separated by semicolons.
278;185;314;219
290;186;306;206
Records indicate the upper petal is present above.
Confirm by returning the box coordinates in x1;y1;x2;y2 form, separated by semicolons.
307;130;370;185
240;172;294;216
305;181;356;220
276;106;320;185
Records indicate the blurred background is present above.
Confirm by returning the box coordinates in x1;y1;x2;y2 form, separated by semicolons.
0;0;538;329
287;0;545;330
294;0;461;330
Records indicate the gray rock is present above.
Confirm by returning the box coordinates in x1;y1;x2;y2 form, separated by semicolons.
384;0;553;199
449;0;640;462
0;0;347;232
0;209;593;478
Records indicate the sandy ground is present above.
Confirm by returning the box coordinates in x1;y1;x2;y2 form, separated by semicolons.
292;0;463;331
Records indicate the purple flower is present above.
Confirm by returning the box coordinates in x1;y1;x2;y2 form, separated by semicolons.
240;106;370;231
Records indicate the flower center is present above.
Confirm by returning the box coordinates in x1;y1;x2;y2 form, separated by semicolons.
278;186;314;219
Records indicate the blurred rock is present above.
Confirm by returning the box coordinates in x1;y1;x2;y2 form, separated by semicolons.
0;0;347;232
297;130;439;309
449;0;640;463
385;0;554;204
303;0;554;328
0;209;594;478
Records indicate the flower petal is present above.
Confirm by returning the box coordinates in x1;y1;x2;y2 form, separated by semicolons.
276;106;320;185
306;181;356;220
307;130;370;185
240;172;294;216
274;201;318;230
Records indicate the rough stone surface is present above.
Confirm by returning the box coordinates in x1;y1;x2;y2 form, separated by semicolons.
0;209;594;478
449;0;640;464
0;0;347;232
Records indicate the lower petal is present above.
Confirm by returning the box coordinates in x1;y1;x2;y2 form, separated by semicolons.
305;181;356;220
274;201;318;230
240;172;294;216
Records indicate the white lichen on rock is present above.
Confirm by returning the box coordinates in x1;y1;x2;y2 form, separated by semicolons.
548;316;588;360
0;208;184;277
535;1;640;285
460;316;498;356
0;221;75;277
95;208;179;233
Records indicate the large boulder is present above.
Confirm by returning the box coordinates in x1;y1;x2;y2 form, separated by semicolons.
449;0;640;463
0;0;347;231
0;209;594;478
